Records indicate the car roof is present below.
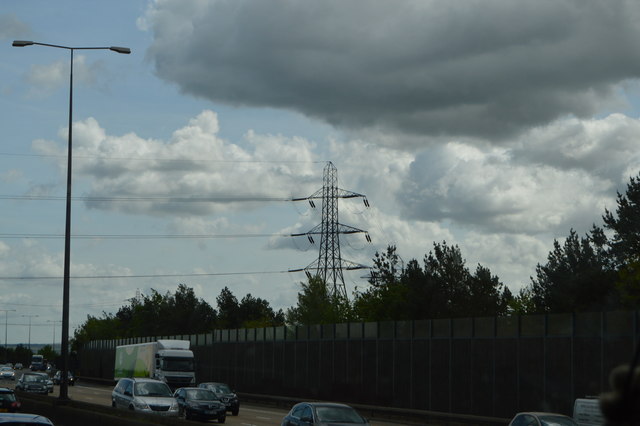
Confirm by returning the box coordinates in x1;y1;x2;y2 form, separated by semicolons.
298;402;354;408
0;388;13;393
0;413;53;424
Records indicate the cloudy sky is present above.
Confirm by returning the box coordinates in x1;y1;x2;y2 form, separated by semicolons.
2;0;639;345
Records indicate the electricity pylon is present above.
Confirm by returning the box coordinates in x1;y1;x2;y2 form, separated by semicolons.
291;162;371;299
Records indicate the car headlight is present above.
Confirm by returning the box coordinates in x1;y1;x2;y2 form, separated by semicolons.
133;399;150;410
170;401;179;411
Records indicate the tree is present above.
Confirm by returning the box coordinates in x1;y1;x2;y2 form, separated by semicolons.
37;345;57;364
216;287;241;329
530;229;618;312
239;293;285;328
603;174;640;266
603;174;640;308
286;276;353;325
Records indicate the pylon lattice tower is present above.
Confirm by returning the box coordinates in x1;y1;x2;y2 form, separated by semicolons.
291;162;371;299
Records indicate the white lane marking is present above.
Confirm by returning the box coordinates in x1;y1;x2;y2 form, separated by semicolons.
256;416;272;420
242;407;286;416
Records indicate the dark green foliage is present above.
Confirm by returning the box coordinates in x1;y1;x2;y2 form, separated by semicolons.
286;275;353;325
71;283;283;349
354;243;510;321
530;229;618;312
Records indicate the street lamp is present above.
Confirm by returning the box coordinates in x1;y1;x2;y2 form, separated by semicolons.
47;320;63;354
13;40;130;400
21;314;38;351
0;310;16;363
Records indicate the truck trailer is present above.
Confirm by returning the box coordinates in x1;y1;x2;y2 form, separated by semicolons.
114;339;195;389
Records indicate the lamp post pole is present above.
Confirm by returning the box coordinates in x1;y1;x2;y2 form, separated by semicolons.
47;320;63;354
0;309;16;363
21;314;38;352
12;40;130;400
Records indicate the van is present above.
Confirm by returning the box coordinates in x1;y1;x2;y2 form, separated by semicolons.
573;398;604;426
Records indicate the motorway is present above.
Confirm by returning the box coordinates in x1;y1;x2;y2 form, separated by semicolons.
2;377;408;426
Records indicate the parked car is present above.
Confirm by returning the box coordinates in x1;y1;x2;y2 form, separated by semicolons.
508;412;578;426
52;371;74;386
0;413;53;425
282;402;369;426
14;373;48;395
173;387;226;422
0;388;21;412
0;367;15;381
111;377;179;416
199;382;239;415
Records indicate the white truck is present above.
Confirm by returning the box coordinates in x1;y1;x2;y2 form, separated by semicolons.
114;339;196;389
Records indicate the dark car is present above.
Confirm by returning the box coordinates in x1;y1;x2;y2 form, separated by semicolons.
14;373;48;395
508;412;578;426
198;382;239;415
52;371;74;386
282;402;369;426
173;387;226;422
0;388;21;413
0;413;53;424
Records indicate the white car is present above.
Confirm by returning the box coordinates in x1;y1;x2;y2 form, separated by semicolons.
112;377;179;416
0;367;15;381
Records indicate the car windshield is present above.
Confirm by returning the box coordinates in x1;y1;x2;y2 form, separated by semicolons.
24;375;45;383
134;382;172;397
315;406;365;423
161;357;194;372
186;389;216;400
209;383;231;393
0;393;16;402
538;416;578;426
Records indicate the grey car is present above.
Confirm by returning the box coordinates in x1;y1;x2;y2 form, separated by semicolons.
14;373;48;395
111;377;179;416
281;402;369;426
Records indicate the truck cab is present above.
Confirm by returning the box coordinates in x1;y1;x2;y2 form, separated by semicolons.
154;340;196;389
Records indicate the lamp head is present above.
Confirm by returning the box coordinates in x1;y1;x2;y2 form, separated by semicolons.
109;46;131;54
12;40;34;47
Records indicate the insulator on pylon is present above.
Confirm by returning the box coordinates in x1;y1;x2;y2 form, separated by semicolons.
309;200;316;208
308;236;315;244
305;271;312;279
365;233;371;243
363;198;370;207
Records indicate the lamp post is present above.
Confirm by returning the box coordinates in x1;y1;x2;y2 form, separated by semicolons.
13;40;130;400
21;314;38;351
0;309;16;363
47;320;63;354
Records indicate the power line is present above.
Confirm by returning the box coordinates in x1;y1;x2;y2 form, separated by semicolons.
0;270;292;280
0;152;323;164
0;195;292;203
0;232;290;240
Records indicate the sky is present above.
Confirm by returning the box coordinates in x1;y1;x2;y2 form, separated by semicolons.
1;0;640;345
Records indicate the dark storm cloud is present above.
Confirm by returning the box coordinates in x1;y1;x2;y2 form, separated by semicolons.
145;0;640;140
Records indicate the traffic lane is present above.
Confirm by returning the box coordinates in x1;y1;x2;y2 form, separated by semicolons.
7;380;406;426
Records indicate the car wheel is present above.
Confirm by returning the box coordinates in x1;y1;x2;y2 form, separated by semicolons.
129;405;135;411
111;400;116;408
218;415;226;423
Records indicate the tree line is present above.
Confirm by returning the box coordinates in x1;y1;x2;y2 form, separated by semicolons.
72;173;640;348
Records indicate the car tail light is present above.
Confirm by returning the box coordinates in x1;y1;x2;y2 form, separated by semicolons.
11;401;21;409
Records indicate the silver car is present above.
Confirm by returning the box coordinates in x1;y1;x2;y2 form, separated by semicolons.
111;377;179;416
0;367;15;381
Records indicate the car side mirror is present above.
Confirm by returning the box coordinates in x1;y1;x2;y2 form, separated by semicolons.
124;390;132;397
